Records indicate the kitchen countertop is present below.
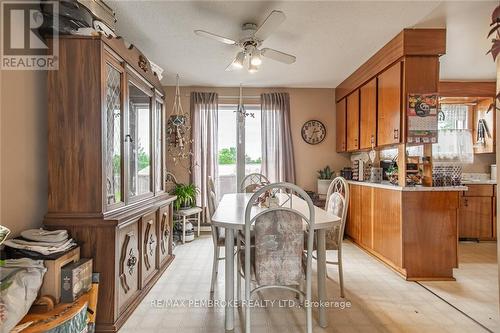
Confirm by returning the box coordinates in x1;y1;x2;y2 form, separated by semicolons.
346;180;468;192
461;179;496;185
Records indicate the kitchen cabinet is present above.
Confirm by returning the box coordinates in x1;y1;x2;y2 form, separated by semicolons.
346;90;360;151
373;188;402;268
473;97;496;154
458;184;497;240
336;99;347;152
346;184;361;241
360;78;377;149
347;182;459;280
377;62;402;147
459;196;493;240
360;185;373;248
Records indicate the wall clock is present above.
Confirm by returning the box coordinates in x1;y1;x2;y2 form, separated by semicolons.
301;120;326;145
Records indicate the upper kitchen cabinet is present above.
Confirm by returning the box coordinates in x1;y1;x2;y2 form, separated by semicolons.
335;29;446;152
377;62;402;146
473;97;496;154
336;98;347;152
346;90;360;151
360;78;377;149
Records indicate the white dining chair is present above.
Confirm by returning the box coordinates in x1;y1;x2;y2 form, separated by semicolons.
320;176;349;298
207;176;242;297
239;173;270;193
240;183;315;333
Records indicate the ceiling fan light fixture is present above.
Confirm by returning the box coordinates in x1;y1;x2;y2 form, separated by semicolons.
250;51;262;66
248;61;260;73
233;51;245;69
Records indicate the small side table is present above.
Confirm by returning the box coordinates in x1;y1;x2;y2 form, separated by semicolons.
174;207;203;244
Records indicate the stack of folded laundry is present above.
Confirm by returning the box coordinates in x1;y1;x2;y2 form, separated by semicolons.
4;229;77;259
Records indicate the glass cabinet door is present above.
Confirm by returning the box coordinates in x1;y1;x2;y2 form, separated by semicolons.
154;98;164;193
127;81;153;199
104;63;123;207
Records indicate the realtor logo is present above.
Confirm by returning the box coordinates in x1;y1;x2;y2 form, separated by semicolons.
1;1;58;70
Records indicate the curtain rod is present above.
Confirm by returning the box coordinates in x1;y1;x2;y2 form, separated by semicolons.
183;94;261;99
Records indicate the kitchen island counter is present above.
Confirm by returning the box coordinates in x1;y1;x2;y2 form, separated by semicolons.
346;182;460;281
346;180;467;192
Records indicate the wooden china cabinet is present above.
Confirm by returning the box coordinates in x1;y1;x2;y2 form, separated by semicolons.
44;35;175;332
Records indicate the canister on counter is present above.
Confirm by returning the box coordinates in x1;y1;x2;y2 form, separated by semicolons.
370;167;383;183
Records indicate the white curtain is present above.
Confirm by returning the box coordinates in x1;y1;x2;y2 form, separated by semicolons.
261;93;296;183
191;92;218;210
433;104;473;164
433;129;473;163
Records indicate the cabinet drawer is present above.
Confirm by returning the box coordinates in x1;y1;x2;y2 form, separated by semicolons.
141;211;158;286
463;184;494;197
158;204;172;265
117;221;140;314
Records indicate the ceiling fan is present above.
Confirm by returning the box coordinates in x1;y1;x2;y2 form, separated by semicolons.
194;10;296;73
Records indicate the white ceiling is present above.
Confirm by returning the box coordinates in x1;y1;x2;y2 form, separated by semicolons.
111;1;497;87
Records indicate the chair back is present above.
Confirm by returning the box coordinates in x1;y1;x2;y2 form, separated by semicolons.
324;177;349;249
244;183;315;287
239;173;270;193
165;171;178;194
206;177;222;246
207;176;217;202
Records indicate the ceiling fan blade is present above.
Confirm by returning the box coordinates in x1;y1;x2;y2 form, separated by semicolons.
261;48;296;64
194;30;237;45
254;10;286;41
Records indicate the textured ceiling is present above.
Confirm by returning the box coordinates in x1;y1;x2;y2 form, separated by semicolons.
111;1;497;87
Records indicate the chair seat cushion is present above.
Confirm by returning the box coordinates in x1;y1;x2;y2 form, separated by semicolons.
304;226;340;251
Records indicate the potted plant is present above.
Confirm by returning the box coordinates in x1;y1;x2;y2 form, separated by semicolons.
172;183;199;210
386;165;399;185
317;166;334;197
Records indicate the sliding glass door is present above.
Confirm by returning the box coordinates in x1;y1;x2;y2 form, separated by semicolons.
217;104;261;197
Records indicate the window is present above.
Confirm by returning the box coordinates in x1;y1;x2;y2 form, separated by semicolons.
217;104;261;196
438;104;468;130
433;103;473;164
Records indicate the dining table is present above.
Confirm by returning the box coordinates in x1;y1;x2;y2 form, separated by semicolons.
211;192;341;331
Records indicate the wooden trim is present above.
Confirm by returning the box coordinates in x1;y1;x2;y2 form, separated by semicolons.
335;29;446;102
438;81;496;97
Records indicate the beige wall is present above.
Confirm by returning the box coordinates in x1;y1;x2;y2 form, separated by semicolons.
1;70;47;236
164;86;350;192
462;153;496;174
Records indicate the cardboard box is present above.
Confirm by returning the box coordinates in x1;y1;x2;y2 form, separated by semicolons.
40;247;80;303
60;258;93;303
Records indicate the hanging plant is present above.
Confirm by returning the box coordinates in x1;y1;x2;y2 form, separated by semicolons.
167;74;194;171
487;4;500;112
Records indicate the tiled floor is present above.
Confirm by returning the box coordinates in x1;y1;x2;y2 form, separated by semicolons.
421;242;499;332
120;235;493;332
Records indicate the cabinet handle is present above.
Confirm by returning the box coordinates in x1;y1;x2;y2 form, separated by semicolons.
125;134;134;143
393;129;399;140
464;198;468;207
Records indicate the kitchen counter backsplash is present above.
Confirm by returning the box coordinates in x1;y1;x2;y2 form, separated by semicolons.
462;173;496;184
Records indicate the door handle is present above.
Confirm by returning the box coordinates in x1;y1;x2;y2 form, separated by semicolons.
393;129;399;140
